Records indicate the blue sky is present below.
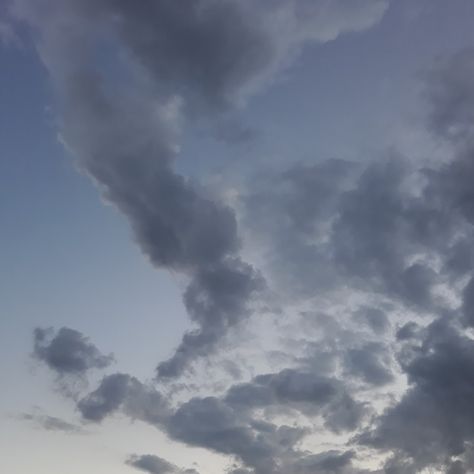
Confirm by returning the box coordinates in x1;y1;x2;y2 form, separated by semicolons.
3;1;474;473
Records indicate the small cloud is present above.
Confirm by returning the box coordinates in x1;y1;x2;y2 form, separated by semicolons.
18;410;86;434
33;327;114;377
126;454;199;474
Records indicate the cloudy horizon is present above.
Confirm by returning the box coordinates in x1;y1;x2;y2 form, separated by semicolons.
3;1;474;473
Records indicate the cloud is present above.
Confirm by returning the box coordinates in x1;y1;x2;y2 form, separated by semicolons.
73;366;364;473
359;319;474;471
291;450;354;474
167;396;279;473
16;0;267;379
19;411;85;434
244;154;451;315
78;373;170;424
351;48;474;474
22;0;387;110
157;259;264;378
75;371;294;472
127;455;177;474
424;49;474;142
126;454;200;474
33;327;113;376
244;159;354;298
239;49;474;471
422;51;474;227
462;277;474;326
225;368;366;432
395;322;420;341
343;343;394;387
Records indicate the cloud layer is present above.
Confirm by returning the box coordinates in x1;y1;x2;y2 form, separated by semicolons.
16;0;474;472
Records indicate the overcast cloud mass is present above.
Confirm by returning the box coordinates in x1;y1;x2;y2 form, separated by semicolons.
4;0;474;473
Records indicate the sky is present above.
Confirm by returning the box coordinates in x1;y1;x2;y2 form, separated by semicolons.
3;0;474;473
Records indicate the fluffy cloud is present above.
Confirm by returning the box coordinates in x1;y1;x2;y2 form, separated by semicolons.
359;319;474;471
33;327;113;376
355;50;474;472
66;363;365;473
78;373;170;424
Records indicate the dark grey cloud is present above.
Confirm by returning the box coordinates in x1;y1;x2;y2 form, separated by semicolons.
168;396;278;473
359;319;474;471
253;370;342;410
33;327;113;376
244;154;454;310
170;414;309;474
343;342;393;387
68;83;262;378
78;373;131;422
78;373;170;424
165;370;364;469
157;259;264;378
331;156;445;307
239;48;474;472
17;0;271;379
448;460;467;474
351;50;474;472
225;368;365;432
96;0;274;110
421;51;474;230
126;454;198;474
424;49;474;142
40;0;386;110
395;322;420;341
73;365;363;473
127;454;176;474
